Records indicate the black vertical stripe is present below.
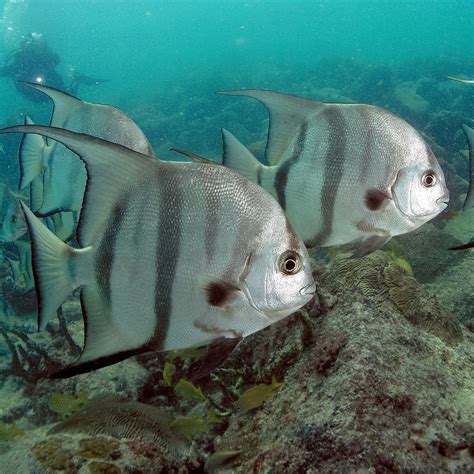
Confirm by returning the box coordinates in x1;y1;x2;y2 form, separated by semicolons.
358;107;375;183
307;107;347;248
95;198;126;303
152;170;183;350
274;122;308;211
204;170;219;261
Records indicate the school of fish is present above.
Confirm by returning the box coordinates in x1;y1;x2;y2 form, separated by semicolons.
0;77;472;377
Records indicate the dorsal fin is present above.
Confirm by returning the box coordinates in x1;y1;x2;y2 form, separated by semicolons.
19;81;83;127
170;147;216;164
0;125;159;247
219;89;322;165
221;128;263;183
18;115;48;190
462;124;474;210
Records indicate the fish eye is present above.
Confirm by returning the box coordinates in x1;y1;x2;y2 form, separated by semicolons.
278;250;302;275
421;171;437;188
10;215;17;224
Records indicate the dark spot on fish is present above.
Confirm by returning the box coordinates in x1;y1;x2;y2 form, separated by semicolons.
205;281;237;307
364;188;388;211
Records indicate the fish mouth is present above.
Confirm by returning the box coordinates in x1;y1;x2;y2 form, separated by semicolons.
299;281;316;297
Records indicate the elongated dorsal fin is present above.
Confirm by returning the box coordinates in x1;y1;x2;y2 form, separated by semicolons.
170;147;216;164
19;81;83;127
462;124;474;210
221;128;263;183
18;115;48;190
0;125;159;247
219;89;322;165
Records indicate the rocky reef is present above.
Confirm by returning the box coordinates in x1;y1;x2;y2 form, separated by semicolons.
0;55;473;472
0;249;472;472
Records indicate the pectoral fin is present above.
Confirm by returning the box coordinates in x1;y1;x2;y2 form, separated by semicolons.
188;337;242;382
351;235;391;257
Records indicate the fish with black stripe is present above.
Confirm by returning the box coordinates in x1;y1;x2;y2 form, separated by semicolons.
221;90;449;256
0;124;315;378
450;124;474;251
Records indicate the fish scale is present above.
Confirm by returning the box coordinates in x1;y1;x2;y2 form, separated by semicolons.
0;124;315;377
221;89;449;256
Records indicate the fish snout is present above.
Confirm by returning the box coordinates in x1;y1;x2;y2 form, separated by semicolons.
299;281;316;297
436;192;449;206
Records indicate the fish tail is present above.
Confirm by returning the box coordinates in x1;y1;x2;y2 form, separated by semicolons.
20;202;84;330
222;128;264;183
19;116;47;190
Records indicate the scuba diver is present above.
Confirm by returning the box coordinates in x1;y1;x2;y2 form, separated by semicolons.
0;32;106;102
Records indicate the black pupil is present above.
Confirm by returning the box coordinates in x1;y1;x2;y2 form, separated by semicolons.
11;215;16;223
424;175;434;186
285;258;296;272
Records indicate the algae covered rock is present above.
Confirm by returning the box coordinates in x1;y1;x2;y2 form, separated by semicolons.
326;251;463;345
212;253;473;473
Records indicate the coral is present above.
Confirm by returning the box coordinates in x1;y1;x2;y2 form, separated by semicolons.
31;438;73;471
0;324;61;383
327;251;463;345
0;306;80;383
86;461;121;474
384;263;463;345
78;437;120;459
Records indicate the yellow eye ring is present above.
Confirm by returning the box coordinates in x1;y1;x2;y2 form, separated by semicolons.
278;251;302;275
422;172;437;188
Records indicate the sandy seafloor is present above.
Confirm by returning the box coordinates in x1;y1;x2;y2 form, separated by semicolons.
0;56;473;472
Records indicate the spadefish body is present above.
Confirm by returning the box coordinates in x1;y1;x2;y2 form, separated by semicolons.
0;125;315;378
221;90;449;256
19;82;153;216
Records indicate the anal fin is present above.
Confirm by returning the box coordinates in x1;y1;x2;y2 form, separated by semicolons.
52;287;153;378
351;235;391;257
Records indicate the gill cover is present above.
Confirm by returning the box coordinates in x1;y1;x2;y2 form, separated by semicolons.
392;164;448;219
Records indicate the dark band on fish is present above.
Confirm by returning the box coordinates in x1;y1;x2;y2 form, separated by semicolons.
308;107;347;247
358;107;375;182
204;174;219;261
152;170;183;350
274;122;308;211
95;197;126;303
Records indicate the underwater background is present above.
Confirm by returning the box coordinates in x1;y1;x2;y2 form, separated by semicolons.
0;0;473;472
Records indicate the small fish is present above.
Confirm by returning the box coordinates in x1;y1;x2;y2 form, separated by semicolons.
205;449;246;471
163;361;176;386
170;415;209;441
221;89;449;256
0;125;315;377
174;379;207;401
235;376;283;413
0;422;25;442
19;82;154;216
0;184;27;243
48;389;90;418
447;76;474;84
